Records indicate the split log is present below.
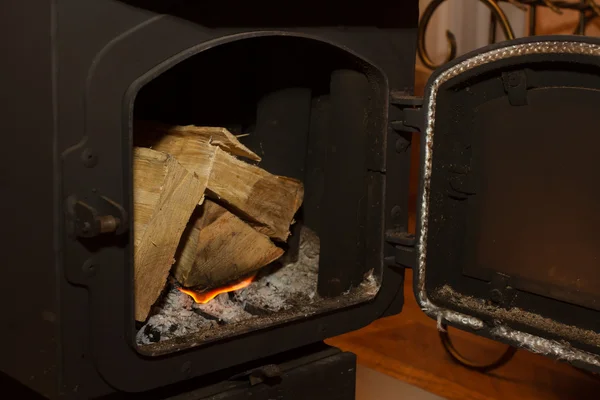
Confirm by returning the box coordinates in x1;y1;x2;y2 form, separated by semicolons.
173;200;284;288
136;123;304;241
135;126;217;208
133;147;206;322
135;121;261;162
208;148;304;241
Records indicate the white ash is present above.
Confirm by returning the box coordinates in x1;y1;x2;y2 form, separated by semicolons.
138;226;380;346
194;293;253;323
136;287;216;345
234;226;320;311
361;269;378;288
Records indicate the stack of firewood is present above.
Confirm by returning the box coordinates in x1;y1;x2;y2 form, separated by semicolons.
133;122;304;322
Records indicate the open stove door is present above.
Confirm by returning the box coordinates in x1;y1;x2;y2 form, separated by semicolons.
407;35;600;372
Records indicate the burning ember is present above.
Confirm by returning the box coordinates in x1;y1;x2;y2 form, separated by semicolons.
178;275;256;304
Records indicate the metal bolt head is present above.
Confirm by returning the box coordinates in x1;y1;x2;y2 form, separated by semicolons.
507;73;520;87
98;215;120;233
181;361;192;376
82;259;96;276
391;205;403;224
490;289;504;304
81;148;98;167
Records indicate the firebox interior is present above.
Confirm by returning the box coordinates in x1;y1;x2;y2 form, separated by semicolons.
132;36;387;354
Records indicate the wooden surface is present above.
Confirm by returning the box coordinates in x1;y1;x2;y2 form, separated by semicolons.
208;147;304;242
134;123;217;194
173;200;283;288
356;364;443;400
137;123;304;242
133;147;205;321
135;122;261;161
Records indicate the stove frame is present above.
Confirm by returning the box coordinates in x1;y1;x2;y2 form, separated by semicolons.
0;1;418;398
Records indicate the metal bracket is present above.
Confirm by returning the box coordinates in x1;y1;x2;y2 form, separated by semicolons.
66;193;128;238
385;91;422;269
389;92;424;133
385;228;416;246
385;228;417;269
502;70;528;106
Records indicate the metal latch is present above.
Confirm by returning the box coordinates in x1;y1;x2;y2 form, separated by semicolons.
385;91;422;269
66;193;128;238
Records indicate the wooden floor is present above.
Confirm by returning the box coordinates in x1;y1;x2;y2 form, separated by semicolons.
327;269;600;400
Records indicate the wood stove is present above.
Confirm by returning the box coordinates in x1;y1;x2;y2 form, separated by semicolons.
3;1;600;399
1;1;417;398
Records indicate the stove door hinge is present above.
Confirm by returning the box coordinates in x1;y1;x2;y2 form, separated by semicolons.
385;228;417;269
389;91;424;134
66;193;128;239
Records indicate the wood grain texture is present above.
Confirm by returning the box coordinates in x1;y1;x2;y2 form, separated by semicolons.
133;147;206;321
136;124;304;242
208;147;304;242
135;121;261;161
134;124;216;196
173;200;284;288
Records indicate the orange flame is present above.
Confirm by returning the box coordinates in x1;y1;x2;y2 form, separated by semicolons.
178;275;256;304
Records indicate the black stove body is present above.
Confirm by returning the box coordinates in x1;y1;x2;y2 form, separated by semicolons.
1;1;418;398
5;1;600;399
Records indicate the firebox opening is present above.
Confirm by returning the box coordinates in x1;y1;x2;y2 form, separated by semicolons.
131;36;385;355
